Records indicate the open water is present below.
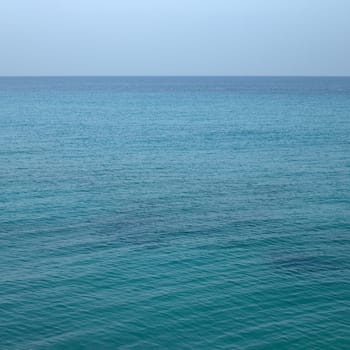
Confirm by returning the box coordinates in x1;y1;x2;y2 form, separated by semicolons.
0;77;349;349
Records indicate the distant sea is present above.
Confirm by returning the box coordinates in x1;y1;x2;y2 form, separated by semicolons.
1;77;349;349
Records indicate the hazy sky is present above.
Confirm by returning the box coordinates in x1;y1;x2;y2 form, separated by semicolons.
1;0;349;76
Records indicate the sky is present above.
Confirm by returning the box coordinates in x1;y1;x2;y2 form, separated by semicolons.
0;0;349;76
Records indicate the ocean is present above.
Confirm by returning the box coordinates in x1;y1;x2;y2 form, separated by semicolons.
1;77;349;349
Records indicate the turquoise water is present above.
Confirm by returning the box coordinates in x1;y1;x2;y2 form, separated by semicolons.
1;77;349;349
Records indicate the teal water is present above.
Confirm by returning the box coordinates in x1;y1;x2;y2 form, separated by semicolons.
1;77;349;349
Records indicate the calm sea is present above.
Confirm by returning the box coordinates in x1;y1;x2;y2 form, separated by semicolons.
1;77;349;349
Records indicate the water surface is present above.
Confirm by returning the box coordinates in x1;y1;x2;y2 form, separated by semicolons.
1;77;349;349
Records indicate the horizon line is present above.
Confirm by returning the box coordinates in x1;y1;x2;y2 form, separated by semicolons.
0;75;350;79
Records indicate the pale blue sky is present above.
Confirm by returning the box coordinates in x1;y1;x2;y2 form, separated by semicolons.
0;0;349;76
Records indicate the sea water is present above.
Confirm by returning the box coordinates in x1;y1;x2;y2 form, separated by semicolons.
1;77;349;349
